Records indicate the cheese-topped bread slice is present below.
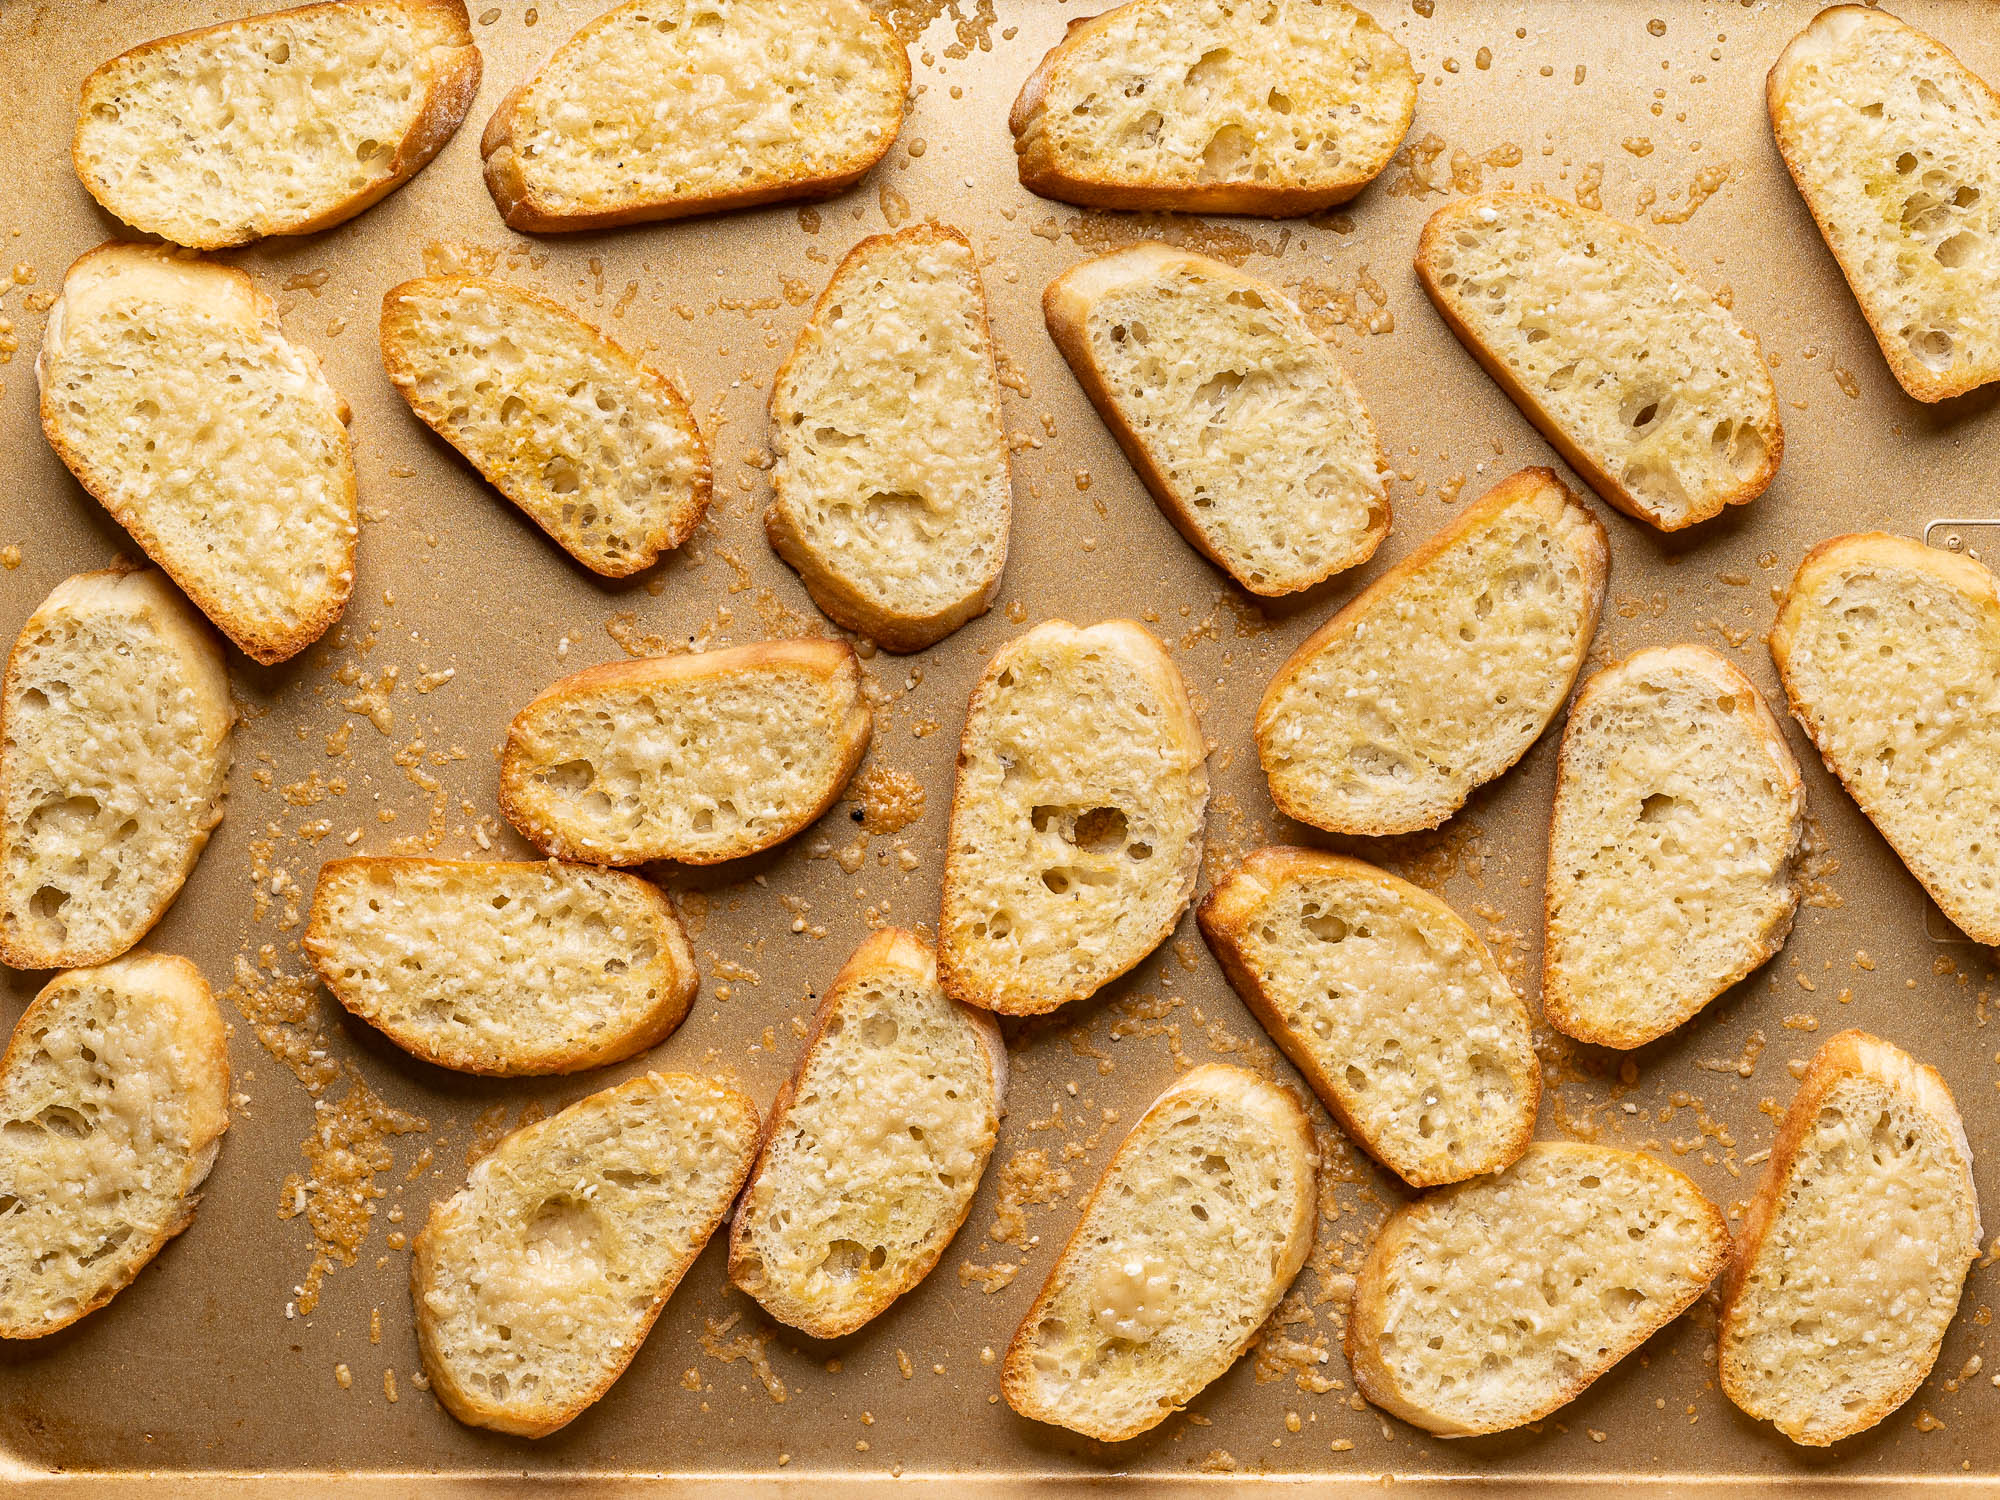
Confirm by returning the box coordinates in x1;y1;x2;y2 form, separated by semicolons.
1769;532;2000;943
1199;848;1537;1187
481;0;908;232
413;1071;761;1437
1769;6;2000;401
381;276;711;577
1044;244;1388;594
0;569;232;971
0;954;229;1339
1416;192;1783;530
38;243;357;664
1009;0;1415;216
304;858;699;1076
1545;645;1804;1049
73;0;481;249
498;639;871;866
729;928;1004;1337
766;224;1011;651
1257;468;1608;837
1720;1030;1981;1446
1002;1063;1316;1441
1347;1143;1729;1437
938;620;1207;1015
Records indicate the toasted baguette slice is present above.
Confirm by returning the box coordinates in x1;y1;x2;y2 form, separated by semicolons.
38;243;357;664
1257;468;1608;837
303;858;699;1076
1769;7;2000;402
1544;646;1804;1049
728;928;1004;1337
413;1071;760;1437
1720;1030;1980;1446
0;569;232;970
498;640;871;866
1199;848;1536;1188
766;225;1011;651
1002;1064;1315;1441
381;276;711;578
1769;533;2000;942
1044;245;1388;595
1009;0;1414;216
481;0;908;233
1416;193;1783;530
0;954;229;1339
1347;1142;1728;1437
73;0;480;250
938;620;1207;1015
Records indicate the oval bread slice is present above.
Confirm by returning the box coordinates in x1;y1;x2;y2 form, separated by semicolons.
73;0;481;250
303;858;699;1076
1008;0;1415;216
1001;1063;1315;1441
498;639;871;866
1256;467;1608;837
1544;645;1804;1049
481;0;908;232
0;953;229;1339
1416;192;1783;530
381;276;711;578
1044;244;1388;595
1199;848;1537;1188
1769;6;2000;402
766;224;1011;651
413;1070;761;1437
0;569;232;971
1719;1030;1981;1446
38;242;358;665
728;928;1004;1337
1769;532;2000;943
938;620;1207;1015
1347;1142;1729;1437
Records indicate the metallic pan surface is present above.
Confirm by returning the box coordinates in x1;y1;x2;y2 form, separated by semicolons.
2;0;2000;1491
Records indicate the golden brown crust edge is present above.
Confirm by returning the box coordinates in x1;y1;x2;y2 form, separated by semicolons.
379;274;713;578
1414;193;1784;529
1198;846;1538;1188
725;927;1005;1339
1042;245;1389;595
1539;643;1805;1049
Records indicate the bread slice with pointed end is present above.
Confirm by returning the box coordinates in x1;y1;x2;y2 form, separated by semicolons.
73;0;480;250
0;954;229;1339
1768;7;2000;402
381;276;711;578
413;1071;760;1437
938;620;1207;1016
1544;646;1804;1049
1002;1063;1315;1441
1009;0;1415;216
1199;848;1536;1188
38;243;357;664
481;0;908;233
0;569;232;971
1044;244;1388;595
1769;532;2000;942
1720;1030;1981;1446
498;639;871;866
766;224;1011;650
728;928;1004;1337
1257;468;1607;837
1347;1143;1729;1437
1416;192;1783;530
303;858;699;1076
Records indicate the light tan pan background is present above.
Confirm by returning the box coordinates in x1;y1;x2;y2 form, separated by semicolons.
2;0;1999;1492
